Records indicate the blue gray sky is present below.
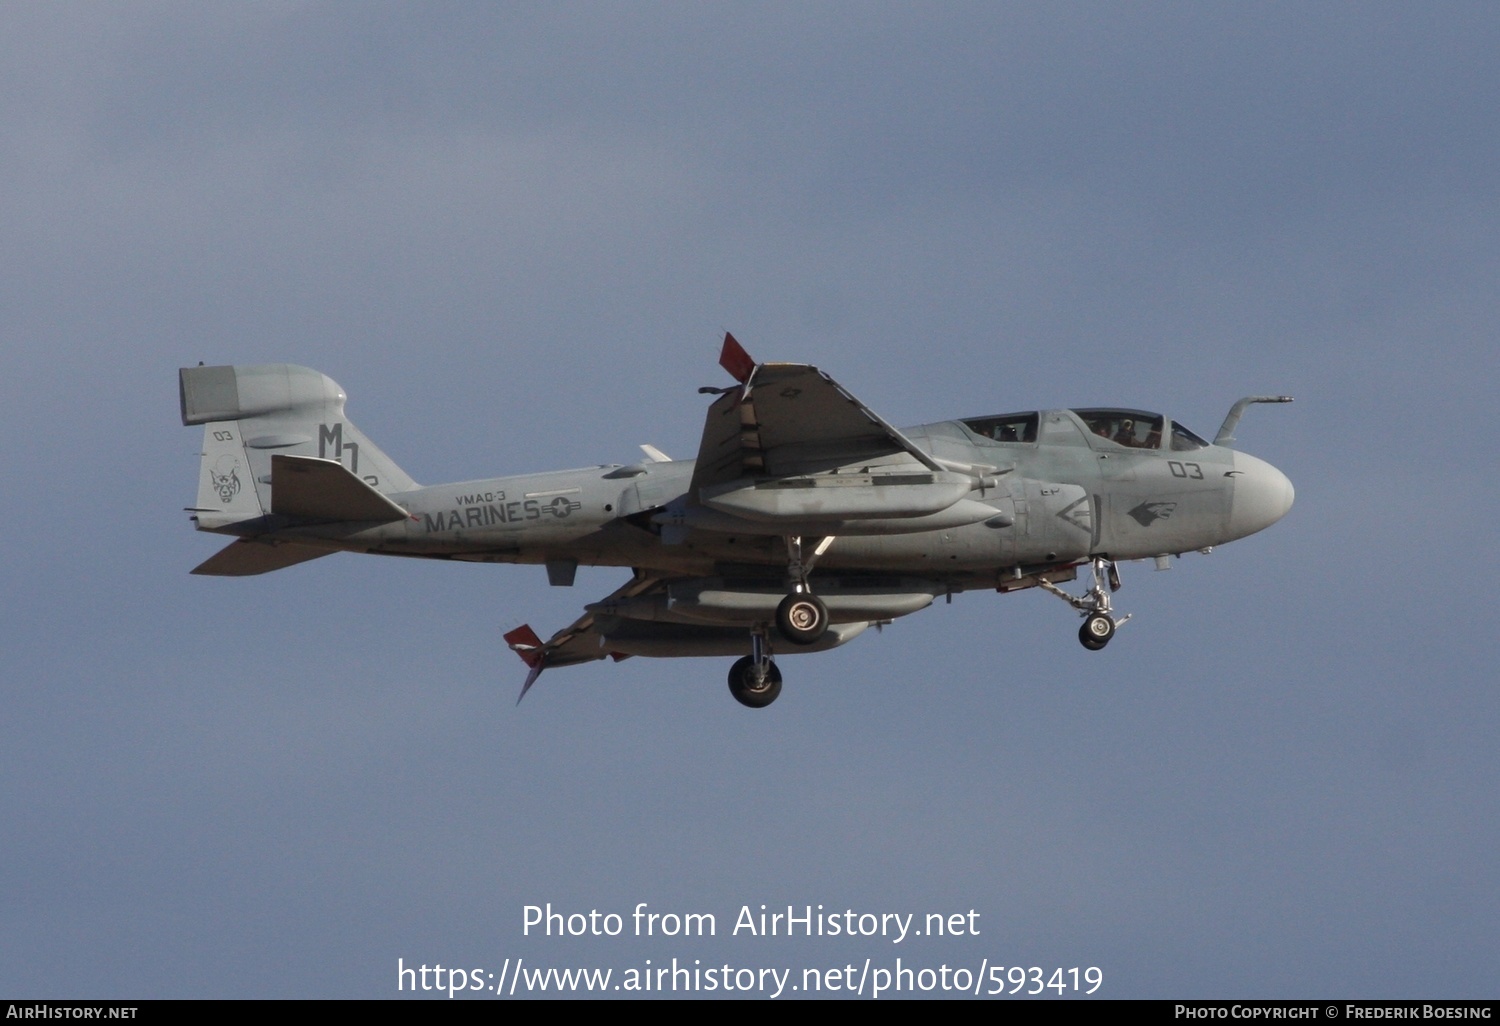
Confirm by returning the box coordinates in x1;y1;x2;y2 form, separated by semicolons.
3;2;1496;999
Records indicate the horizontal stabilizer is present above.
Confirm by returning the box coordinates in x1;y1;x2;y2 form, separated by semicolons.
271;455;410;522
191;538;333;576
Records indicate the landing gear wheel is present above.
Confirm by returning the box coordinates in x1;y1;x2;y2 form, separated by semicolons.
728;655;783;708
1079;614;1115;651
775;593;829;646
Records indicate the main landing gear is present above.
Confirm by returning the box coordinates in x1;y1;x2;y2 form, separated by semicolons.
776;591;828;645
730;535;839;706
728;625;782;708
1038;556;1131;651
776;535;834;646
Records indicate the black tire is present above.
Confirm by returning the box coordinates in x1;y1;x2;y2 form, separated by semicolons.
1079;614;1114;651
728;655;783;708
775;593;829;646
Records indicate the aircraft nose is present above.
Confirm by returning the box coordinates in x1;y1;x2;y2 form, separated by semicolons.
1229;452;1295;539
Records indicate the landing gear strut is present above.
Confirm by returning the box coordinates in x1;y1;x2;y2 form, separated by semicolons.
728;625;782;708
1038;557;1131;651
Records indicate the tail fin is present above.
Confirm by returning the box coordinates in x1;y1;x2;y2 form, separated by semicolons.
180;364;417;531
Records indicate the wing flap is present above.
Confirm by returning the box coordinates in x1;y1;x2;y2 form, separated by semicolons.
270;454;410;522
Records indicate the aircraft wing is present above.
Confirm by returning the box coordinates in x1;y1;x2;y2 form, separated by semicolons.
689;333;942;497
503;571;665;703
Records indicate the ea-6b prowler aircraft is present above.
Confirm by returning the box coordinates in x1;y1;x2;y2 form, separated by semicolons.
179;334;1293;708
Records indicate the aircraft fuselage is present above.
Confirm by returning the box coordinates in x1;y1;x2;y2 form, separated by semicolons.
180;354;1293;704
220;406;1292;594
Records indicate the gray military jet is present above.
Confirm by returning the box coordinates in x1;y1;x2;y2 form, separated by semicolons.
179;334;1293;708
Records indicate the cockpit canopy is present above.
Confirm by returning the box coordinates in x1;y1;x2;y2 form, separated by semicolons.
1073;408;1162;449
959;412;1038;444
1168;421;1210;451
1074;408;1209;451
960;409;1211;451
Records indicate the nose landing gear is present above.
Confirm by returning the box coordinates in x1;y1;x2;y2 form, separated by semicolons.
1038;557;1131;651
1079;613;1115;650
